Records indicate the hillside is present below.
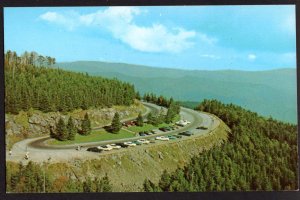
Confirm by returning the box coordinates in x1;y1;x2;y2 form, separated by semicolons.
6;117;230;192
4;52;136;115
57;61;297;124
143;100;298;191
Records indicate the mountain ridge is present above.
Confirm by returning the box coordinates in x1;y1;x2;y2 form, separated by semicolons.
56;61;297;124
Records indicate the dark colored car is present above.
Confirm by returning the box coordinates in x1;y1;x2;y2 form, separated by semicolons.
133;140;142;145
196;126;208;130
167;135;177;140
139;132;146;136
179;131;194;136
173;134;182;139
87;147;103;153
165;127;172;131
116;143;128;148
144;131;150;135
159;127;167;132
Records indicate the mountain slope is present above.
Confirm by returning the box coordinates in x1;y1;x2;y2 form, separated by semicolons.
57;61;297;123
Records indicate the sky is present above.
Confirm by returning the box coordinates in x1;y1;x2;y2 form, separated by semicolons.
4;6;296;71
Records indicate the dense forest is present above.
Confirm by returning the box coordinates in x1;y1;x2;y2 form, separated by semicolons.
5;51;136;114
143;99;298;191
6;161;112;192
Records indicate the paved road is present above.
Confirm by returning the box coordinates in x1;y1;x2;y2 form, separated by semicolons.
6;102;220;163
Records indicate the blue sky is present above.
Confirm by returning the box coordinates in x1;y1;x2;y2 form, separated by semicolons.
4;6;296;71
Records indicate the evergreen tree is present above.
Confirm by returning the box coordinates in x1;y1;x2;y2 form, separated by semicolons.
136;91;141;100
111;112;122;133
56;117;68;141
67;116;77;140
136;112;144;127
49;126;57;139
165;108;174;124
81;113;91;136
146;112;155;125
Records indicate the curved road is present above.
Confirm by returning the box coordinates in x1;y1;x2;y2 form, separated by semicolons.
6;102;220;163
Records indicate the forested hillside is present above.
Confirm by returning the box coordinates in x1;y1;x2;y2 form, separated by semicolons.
4;51;136;114
6;161;113;192
143;100;298;191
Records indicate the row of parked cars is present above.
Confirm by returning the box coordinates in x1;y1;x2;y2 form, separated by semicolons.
139;130;159;136
87;130;196;153
139;125;180;136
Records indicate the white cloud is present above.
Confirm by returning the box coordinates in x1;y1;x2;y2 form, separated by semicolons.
39;7;206;53
248;54;256;61
200;54;220;59
39;11;79;30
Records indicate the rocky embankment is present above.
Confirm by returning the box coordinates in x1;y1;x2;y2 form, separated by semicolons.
5;102;145;147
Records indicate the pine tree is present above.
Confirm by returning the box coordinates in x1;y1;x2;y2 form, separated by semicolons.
49;126;57;139
136;91;141;100
136;112;144;127
56;117;68;141
67;117;77;140
165;108;174;124
81;113;91;135
111;112;122;133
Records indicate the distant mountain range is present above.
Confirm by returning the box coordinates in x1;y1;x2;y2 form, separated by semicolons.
56;61;297;124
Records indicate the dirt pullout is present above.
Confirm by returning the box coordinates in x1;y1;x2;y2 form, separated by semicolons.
66;118;230;192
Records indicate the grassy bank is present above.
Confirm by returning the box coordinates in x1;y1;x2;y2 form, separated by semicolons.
48;129;136;145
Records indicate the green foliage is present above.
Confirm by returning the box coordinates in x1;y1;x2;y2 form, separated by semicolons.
144;99;298;191
6;161;112;193
111;112;122;133
144;96;180;125
136;112;144;127
5;51;136;115
67;117;77;140
80;113;91;136
56;118;68;141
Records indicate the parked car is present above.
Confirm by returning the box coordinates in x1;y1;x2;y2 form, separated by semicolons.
98;145;113;151
150;130;158;134
173;134;183;139
124;141;137;147
159;127;167;132
196;126;208;130
116;143;128;148
107;144;121;149
179;131;194;136
132;140;142;145
144;131;150;135
87;147;103;153
167;135;177;140
156;136;170;141
137;139;150;144
139;132;146;136
165;127;172;131
176;120;191;126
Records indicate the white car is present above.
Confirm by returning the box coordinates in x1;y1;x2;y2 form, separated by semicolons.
97;145;113;151
156;136;170;141
124;141;137;147
137;139;150;144
176;120;188;126
184;120;191;124
107;144;121;149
